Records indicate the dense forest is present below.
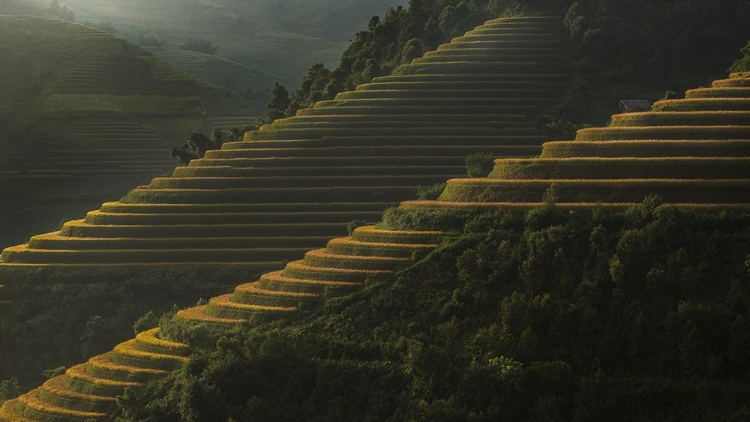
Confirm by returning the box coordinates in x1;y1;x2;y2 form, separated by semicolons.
117;201;750;421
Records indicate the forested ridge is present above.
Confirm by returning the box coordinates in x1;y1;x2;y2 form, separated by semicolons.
272;0;750;132
117;202;750;421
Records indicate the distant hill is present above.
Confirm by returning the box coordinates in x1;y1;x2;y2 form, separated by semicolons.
0;15;257;248
53;0;407;87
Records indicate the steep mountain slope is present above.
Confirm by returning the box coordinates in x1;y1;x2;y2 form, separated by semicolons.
0;16;570;267
3;72;749;422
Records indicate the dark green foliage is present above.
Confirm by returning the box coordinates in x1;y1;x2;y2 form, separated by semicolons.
118;204;750;421
0;378;19;406
0;265;271;390
138;34;166;47
465;152;495;178
346;219;368;236
265;82;292;122
179;38;218;55
557;0;750;126
416;182;446;200
730;40;750;72
171;132;218;165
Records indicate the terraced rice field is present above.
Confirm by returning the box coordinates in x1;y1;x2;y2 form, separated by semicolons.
0;223;444;420
16;116;179;179
54;59;199;96
0;328;188;421
0;16;569;267
401;71;750;211
145;47;275;92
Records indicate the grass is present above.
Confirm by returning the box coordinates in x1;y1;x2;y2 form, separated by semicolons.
370;73;569;83
576;126;750;141
59;220;346;238
0;400;34;422
38;377;114;413
27;233;330;251
17;389;106;421
110;340;188;371
0;245;310;264
713;78;750;88
84;353;167;383
146;175;451;189
282;260;393;282
488;157;750;180
175;305;249;325
83;211;383;225
609;111;750;126
302;249;410;271
98;202;392;214
540;140;750;158
325;238;437;258
651;98;750;111
685;87;750;98
314;97;553;108
437;179;750;203
173;166;466;179
120;186;419;204
63;364;141;396
351;226;443;244
357;80;565;90
205;145;538;159
256;270;362;295
133;328;190;357
335;88;561;99
296;105;541;116
204;294;298;320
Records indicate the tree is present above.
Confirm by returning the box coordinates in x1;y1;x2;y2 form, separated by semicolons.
179;38;218;55
266;82;291;122
170;132;218;165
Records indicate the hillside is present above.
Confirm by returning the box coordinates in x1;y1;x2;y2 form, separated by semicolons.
1;72;749;421
0;15;571;392
53;0;407;87
0;16;257;249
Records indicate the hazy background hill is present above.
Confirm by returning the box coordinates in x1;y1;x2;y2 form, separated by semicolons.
31;0;408;88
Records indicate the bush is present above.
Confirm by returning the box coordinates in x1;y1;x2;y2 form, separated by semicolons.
138;34;166;47
347;219;368;236
179;38;218;55
466;152;495;177
416;183;446;200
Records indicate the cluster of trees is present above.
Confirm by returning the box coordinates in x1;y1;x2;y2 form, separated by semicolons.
263;0;750;130
171;127;254;165
46;0;75;22
138;34;167;47
116;200;750;420
179;38;219;55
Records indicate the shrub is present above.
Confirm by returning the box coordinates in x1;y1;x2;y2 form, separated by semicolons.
138;34;166;47
179;38;218;55
417;183;447;200
466;153;495;177
347;219;368;236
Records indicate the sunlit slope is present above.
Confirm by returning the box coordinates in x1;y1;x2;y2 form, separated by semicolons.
0;16;569;267
0;222;441;420
401;72;750;211
0;328;189;421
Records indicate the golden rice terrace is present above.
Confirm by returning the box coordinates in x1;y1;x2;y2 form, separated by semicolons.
402;72;750;211
0;16;569;267
3;71;750;422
